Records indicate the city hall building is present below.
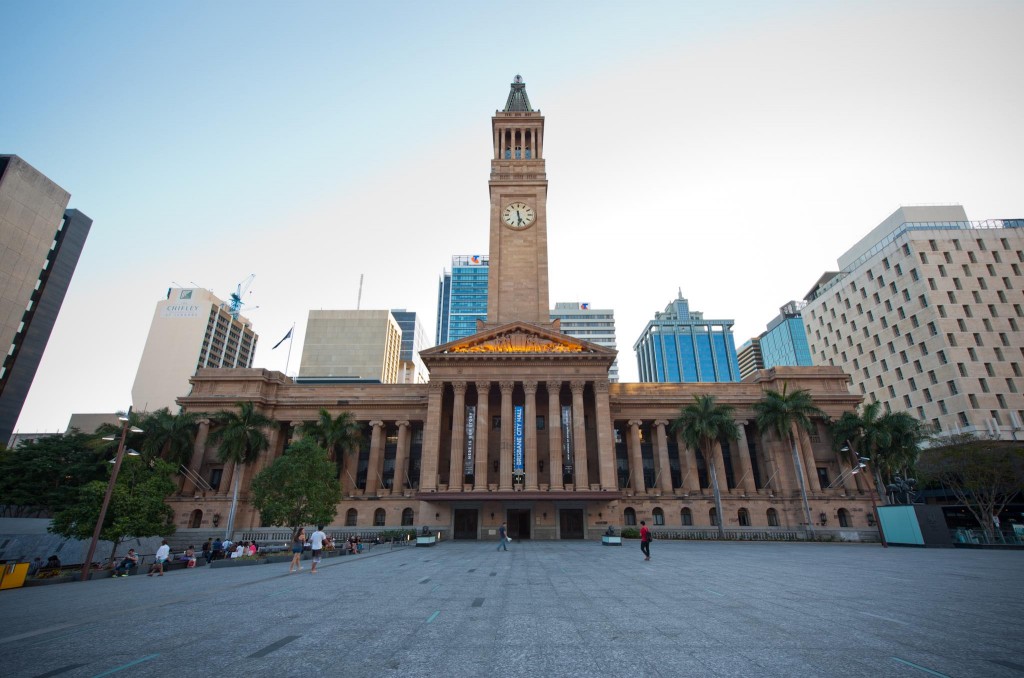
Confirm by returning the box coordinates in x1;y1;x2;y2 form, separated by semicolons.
175;77;868;541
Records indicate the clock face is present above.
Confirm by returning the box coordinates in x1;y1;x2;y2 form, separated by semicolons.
502;202;536;229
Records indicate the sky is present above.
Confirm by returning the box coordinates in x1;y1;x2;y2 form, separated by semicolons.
3;0;1023;433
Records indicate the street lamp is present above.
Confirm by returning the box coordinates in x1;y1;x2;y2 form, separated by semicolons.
80;410;144;581
840;441;887;548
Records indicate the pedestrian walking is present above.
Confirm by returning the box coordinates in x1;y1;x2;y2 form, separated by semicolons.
201;539;212;565
497;522;509;551
148;540;170;576
640;521;651;561
309;526;327;573
289;527;306;573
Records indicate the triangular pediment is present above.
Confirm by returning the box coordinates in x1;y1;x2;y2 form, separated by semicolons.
422;321;616;359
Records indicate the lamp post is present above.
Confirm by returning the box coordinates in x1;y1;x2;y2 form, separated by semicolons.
80;410;144;582
840;440;887;548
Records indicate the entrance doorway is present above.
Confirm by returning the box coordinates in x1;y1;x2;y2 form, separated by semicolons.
559;509;585;539
453;509;478;540
506;508;531;539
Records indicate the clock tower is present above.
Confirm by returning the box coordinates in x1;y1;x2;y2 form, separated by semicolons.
485;75;553;329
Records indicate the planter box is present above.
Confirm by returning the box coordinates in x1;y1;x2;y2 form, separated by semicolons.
416;536;437;547
601;536;622;546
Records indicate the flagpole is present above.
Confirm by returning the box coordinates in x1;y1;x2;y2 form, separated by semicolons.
284;322;295;376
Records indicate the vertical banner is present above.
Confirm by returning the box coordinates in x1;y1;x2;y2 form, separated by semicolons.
513;405;525;476
464;405;476;476
561;405;574;475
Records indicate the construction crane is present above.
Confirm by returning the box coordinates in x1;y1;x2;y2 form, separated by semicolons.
225;273;258;320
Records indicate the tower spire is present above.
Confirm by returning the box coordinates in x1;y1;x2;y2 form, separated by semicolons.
503;74;533;112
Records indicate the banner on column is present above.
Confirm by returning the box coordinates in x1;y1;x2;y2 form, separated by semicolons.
464;405;476;476
561;405;574;474
513;405;525;476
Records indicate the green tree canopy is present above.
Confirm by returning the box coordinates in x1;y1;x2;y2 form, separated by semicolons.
672;395;738;539
251;438;341;531
49;457;177;564
917;433;1024;541
831;401;925;484
298;409;362;484
208;401;276;537
138;408;198;467
0;432;107;517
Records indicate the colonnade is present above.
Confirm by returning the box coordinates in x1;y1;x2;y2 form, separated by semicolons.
493;124;543;160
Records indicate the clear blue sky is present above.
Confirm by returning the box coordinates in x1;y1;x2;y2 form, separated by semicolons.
3;1;1022;432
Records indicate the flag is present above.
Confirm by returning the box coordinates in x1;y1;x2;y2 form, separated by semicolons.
272;327;293;349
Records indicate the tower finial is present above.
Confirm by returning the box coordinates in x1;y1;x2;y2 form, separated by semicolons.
503;75;532;112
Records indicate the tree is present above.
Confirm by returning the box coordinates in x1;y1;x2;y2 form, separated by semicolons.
208;401;275;538
251;438;341;531
831;402;925;488
0;432;108;517
753;384;825;537
138;408;198;468
298;409;362;492
49;457;177;565
672;395;738;539
917;433;1024;542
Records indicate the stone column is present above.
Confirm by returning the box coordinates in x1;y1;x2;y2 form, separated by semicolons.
393;421;411;493
365;421;385;494
678;431;700;493
798;427;821;492
523;380;539;490
474;382;490;491
654;420;673;494
420;382;445;492
499;381;514;491
547;381;563;491
219;461;235;497
570;380;589;489
593;381;616;491
628;420;645;494
448;381;467;491
181;417;210;495
734;423;757;492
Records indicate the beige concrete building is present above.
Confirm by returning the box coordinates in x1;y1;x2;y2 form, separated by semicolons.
298;310;403;383
131;287;257;413
803;206;1024;440
0;156;91;445
171;76;872;541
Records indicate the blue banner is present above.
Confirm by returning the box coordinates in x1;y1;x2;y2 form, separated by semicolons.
464;406;476;476
513;405;525;474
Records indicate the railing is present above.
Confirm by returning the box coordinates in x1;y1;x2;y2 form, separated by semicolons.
952;528;1024;546
647;527;878;542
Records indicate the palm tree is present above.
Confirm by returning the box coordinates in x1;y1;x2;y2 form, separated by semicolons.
753;384;825;538
139;408;198;468
831;402;925;492
208;401;276;538
297;409;362;492
672;395;739;539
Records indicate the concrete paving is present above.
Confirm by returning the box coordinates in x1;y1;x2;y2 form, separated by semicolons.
0;540;1021;678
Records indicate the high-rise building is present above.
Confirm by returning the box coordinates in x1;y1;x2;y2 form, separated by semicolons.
391;309;428;384
803;205;1024;440
131;287;257;412
298;310;402;383
760;301;814;370
550;302;619;382
634;292;741;383
737;338;764;380
0;156;91;444
436;254;488;344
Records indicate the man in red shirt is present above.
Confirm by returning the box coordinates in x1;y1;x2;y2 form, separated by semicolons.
640;521;651;561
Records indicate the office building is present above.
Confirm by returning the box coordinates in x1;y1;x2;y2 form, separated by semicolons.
803;205;1024;440
131;287;257;412
550;301;619;382
737;338;764;380
298;309;402;384
174;76;867;539
634;293;741;383
0;156;91;445
436;255;489;344
391;309;428;384
760;301;814;370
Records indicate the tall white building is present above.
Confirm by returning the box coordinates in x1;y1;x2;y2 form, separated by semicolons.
550;301;619;382
298;310;403;383
132;287;257;412
803;205;1024;440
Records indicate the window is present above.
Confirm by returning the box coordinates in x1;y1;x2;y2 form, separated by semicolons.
374;508;386;526
624;507;637;526
209;468;223;490
838;509;851;528
653;507;665;526
737;508;751;527
767;508;780;527
680;507;693;526
980;378;990;393
401;508;414;526
948;381;958;396
709;508;719;527
346;508;358;526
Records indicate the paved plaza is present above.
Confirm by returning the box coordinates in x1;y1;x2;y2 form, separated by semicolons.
0;540;1021;677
